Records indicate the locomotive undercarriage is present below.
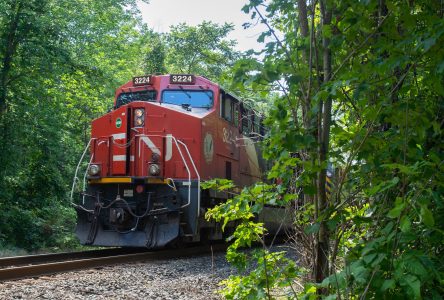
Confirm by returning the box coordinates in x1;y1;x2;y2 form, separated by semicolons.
75;180;201;248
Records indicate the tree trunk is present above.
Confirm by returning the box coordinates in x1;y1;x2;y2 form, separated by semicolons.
315;0;333;287
297;0;312;131
297;0;309;62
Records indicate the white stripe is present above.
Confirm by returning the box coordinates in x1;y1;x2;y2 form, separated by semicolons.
112;133;126;140
113;155;134;161
113;155;126;161
139;136;161;156
165;134;172;161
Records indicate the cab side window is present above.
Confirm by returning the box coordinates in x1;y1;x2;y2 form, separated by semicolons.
221;95;232;122
239;104;264;138
233;103;239;127
241;105;250;135
220;91;239;127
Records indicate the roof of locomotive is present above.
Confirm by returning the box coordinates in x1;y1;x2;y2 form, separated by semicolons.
111;75;218;117
113;74;264;119
115;74;218;98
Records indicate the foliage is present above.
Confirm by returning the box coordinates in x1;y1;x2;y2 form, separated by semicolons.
0;0;148;251
165;21;240;81
142;21;241;88
204;0;444;299
220;250;302;300
203;180;304;299
142;31;168;74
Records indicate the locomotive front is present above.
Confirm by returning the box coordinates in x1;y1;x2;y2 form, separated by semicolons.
73;74;215;248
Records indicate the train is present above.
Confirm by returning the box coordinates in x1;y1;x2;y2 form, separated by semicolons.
71;74;282;248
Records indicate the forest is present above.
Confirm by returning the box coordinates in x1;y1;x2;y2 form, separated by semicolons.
0;0;442;299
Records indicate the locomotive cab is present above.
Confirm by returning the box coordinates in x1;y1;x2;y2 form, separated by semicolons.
72;74;269;248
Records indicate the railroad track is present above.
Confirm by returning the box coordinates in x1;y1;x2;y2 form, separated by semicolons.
0;244;226;282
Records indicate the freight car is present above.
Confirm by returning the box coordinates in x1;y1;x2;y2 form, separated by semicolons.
71;74;282;248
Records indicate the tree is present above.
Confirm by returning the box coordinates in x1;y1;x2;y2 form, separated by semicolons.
207;0;444;298
0;0;149;250
165;21;240;81
142;31;168;75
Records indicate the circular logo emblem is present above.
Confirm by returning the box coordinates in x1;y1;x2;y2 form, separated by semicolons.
116;118;122;128
203;133;214;164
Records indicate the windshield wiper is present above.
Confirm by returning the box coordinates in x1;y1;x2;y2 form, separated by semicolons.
198;86;213;99
179;86;192;99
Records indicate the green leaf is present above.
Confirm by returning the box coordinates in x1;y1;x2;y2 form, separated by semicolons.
381;279;395;292
323;25;332;38
423;37;436;51
304;223;320;234
400;215;411;233
405;255;428;278
241;4;250;13
371;253;387;268
381;222;395;236
349;261;369;284
420;205;435;227
363;253;377;264
437;61;444;74
387;197;405;218
367;177;400;196
402;275;421;299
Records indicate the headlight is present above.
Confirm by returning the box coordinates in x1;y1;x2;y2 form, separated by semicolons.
149;164;160;176
88;164;100;176
134;108;145;127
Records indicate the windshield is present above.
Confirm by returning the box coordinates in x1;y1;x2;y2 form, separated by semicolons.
115;90;156;108
161;90;213;108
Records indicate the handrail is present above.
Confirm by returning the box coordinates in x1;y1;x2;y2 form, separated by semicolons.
70;138;96;204
170;137;192;208
82;155;94;205
177;139;201;216
137;134;201;217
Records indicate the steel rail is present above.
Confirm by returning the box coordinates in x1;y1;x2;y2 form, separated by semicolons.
0;248;145;268
0;244;226;282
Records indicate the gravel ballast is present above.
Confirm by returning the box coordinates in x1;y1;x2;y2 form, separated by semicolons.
0;250;233;300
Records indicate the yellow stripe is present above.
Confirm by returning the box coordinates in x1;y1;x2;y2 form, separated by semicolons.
325;176;332;199
146;178;168;184
89;177;169;184
89;177;132;184
326;177;333;191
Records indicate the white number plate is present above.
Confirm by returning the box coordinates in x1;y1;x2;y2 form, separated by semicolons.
170;74;195;84
133;75;152;86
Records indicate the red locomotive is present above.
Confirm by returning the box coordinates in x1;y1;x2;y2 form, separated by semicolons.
72;74;270;248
